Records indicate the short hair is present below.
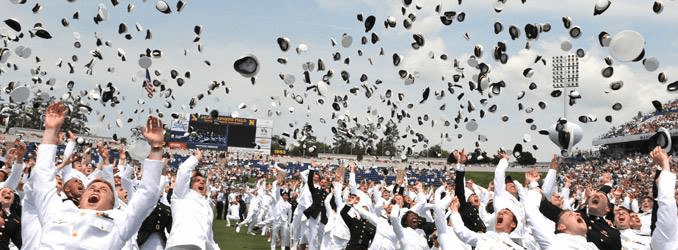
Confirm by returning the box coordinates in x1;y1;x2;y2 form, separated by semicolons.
554;210;570;234
401;210;420;228
190;171;205;187
87;179;115;208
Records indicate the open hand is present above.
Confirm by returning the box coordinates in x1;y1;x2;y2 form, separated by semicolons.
453;149;468;164
550;154;560;170
142;116;164;148
650;146;671;171
44;102;68;130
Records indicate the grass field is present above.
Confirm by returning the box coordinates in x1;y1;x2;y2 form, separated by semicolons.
213;219;271;249
213;171;542;249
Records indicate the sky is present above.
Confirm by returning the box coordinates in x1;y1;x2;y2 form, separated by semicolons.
1;0;678;161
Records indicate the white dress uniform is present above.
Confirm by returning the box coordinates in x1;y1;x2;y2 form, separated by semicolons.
650;170;678;250
357;208;396;250
270;182;292;250
389;205;429;250
619;229;651;250
20;174;41;250
226;202;241;226
451;212;524;250
165;156;220;250
636;211;652;236
493;159;529;246
433;204;471;250
32;144;162;250
523;189;597;250
320;182;349;250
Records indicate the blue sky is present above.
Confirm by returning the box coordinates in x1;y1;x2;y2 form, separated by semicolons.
2;0;678;161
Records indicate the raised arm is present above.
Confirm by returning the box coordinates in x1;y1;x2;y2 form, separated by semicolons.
333;181;345;209
542;155;559;198
348;162;358;194
433;196;452;235
34;102;69;224
524;188;555;249
172;149;201;201
389;203;405;240
493;152;510;212
450;196;481;246
111;116;166;247
0;142;26;190
63;130;77;155
650;146;677;243
494;152;509;199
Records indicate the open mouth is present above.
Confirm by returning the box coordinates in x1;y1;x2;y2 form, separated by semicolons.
497;217;504;224
576;218;584;224
88;194;100;203
198;186;204;191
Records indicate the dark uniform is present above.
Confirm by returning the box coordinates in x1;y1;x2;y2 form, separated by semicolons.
0;212;21;250
455;170;487;233
539;197;622;250
137;202;172;247
340;205;376;250
303;170;328;224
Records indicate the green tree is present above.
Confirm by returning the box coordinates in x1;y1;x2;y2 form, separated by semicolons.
375;120;399;156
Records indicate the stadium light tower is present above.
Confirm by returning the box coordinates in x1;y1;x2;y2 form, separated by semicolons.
552;54;579;118
550;54;583;156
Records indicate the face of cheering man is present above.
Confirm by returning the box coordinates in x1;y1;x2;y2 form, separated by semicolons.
495;208;518;234
63;178;85;201
587;191;610;217
312;173;320;186
468;194;480;208
114;175;122;186
191;174;207;195
84;164;93;175
319;177;329;189
505;182;518;197
359;180;368;193
381;189;390;200
556;210;587;236
629;212;642;230
551;193;564;208
383;204;393;216
640;197;653;213
613;207;631;230
282;192;289;202
116;186;128;204
405;211;421;229
79;179;115;211
403;195;414;208
0;187;14;209
72;157;83;172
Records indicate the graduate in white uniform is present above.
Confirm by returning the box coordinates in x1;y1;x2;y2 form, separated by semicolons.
165;149;220;250
450;195;524;250
389;195;429;250
226;197;242;227
270;171;292;250
648;146;678;250
523;182;597;250
32;103;163;250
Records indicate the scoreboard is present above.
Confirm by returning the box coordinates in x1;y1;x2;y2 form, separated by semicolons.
166;113;270;153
